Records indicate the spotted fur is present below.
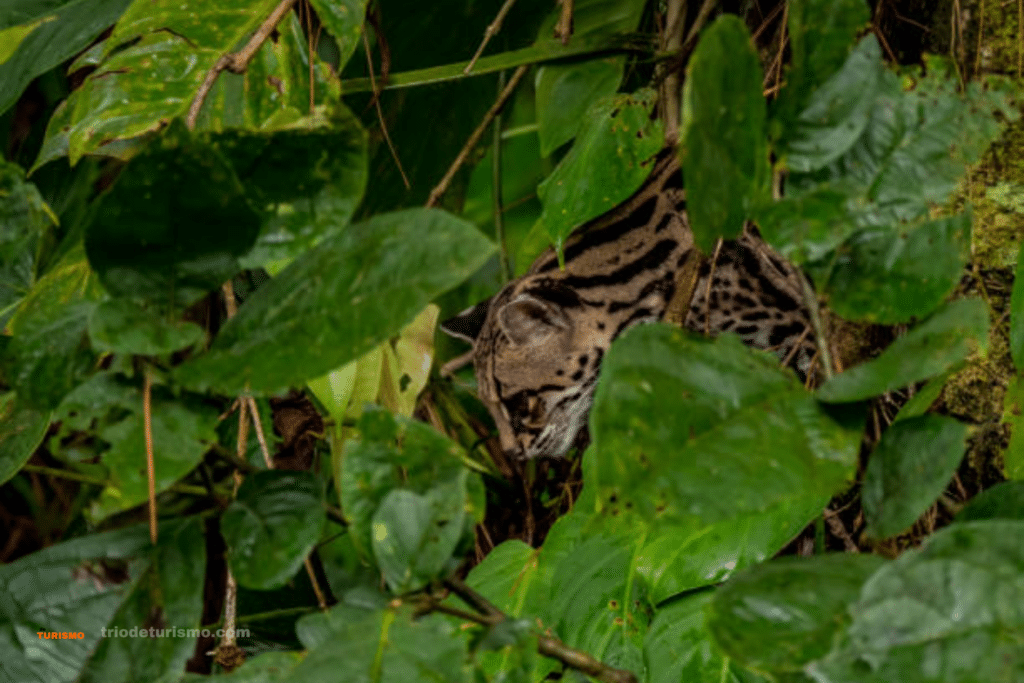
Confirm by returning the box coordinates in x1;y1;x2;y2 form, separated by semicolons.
442;153;818;459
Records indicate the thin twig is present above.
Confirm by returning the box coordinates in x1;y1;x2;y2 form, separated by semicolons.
492;70;512;282
363;27;410;188
682;0;717;49
143;368;157;544
975;0;985;79
246;396;274;468
553;0;574;45
660;0;686;147
441;576;637;683
186;0;299;129
703;238;723;334
538;636;638;683
304;556;328;609
800;275;833;380
465;0;518;74
426;64;529;208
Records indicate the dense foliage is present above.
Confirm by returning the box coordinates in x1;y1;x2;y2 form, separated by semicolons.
1;0;1023;681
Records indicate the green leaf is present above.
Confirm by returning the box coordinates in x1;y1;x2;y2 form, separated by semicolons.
782;37;883;173
85;126;261;308
3;274;98;409
0;161;58;327
537;89;663;257
79;518;206;682
0;392;50;486
817;299;989;403
222;470;326;590
175;208;494;394
788;61;1015;228
0;518;203;683
772;0;870;141
339;410;481;569
647;591;774;683
542;523;650;676
372;487;466;592
709;554;886;672
3;303;96;409
215;110;368;272
289;604;472;682
891;370;953;423
754;188;855;266
1011;241;1024;370
825;214;971;324
92;395;218;519
635;493;828;603
88;299;204;356
861;415;968;539
957;481;1024;522
0;0;133;116
306;0;366;73
589;324;861;525
536;58;624;157
808;521;1024;682
534;0;647;156
1002;374;1024;480
682;15;768;251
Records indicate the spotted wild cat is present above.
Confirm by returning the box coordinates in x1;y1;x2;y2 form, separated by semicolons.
441;151;819;460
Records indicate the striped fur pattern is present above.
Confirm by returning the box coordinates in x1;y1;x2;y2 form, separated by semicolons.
442;153;818;460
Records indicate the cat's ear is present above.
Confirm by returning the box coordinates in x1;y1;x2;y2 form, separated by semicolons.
497;293;570;346
439;298;492;344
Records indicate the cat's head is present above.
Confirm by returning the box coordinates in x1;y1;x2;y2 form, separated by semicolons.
441;278;611;459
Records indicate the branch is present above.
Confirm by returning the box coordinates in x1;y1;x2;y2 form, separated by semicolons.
426;63;529;208
440;576;638;683
186;0;299;130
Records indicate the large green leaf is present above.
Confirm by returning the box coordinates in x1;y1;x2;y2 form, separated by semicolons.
537;89;663;257
287;604;472;683
88;299;204;356
31;1;342;168
817;298;989;403
0;161;57;327
78;519;206;683
754;188;855;266
91;393;218;519
957;481;1024;521
861;415;969;539
588;324;861;525
372;488;467;593
0;518;204;683
772;0;870;142
455;541;540;682
175;208;494;394
222;470;326;590
0;392;50;486
648;591;773;683
808;521;1024;682
788;57;1016;228
0;0;133;116
782;36;882;173
682;15;768;251
3;299;94;409
216;108;368;272
825;214;971;324
709;554;886;673
533;0;647;156
338;410;482;579
84;126;261;308
634;493;828;603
